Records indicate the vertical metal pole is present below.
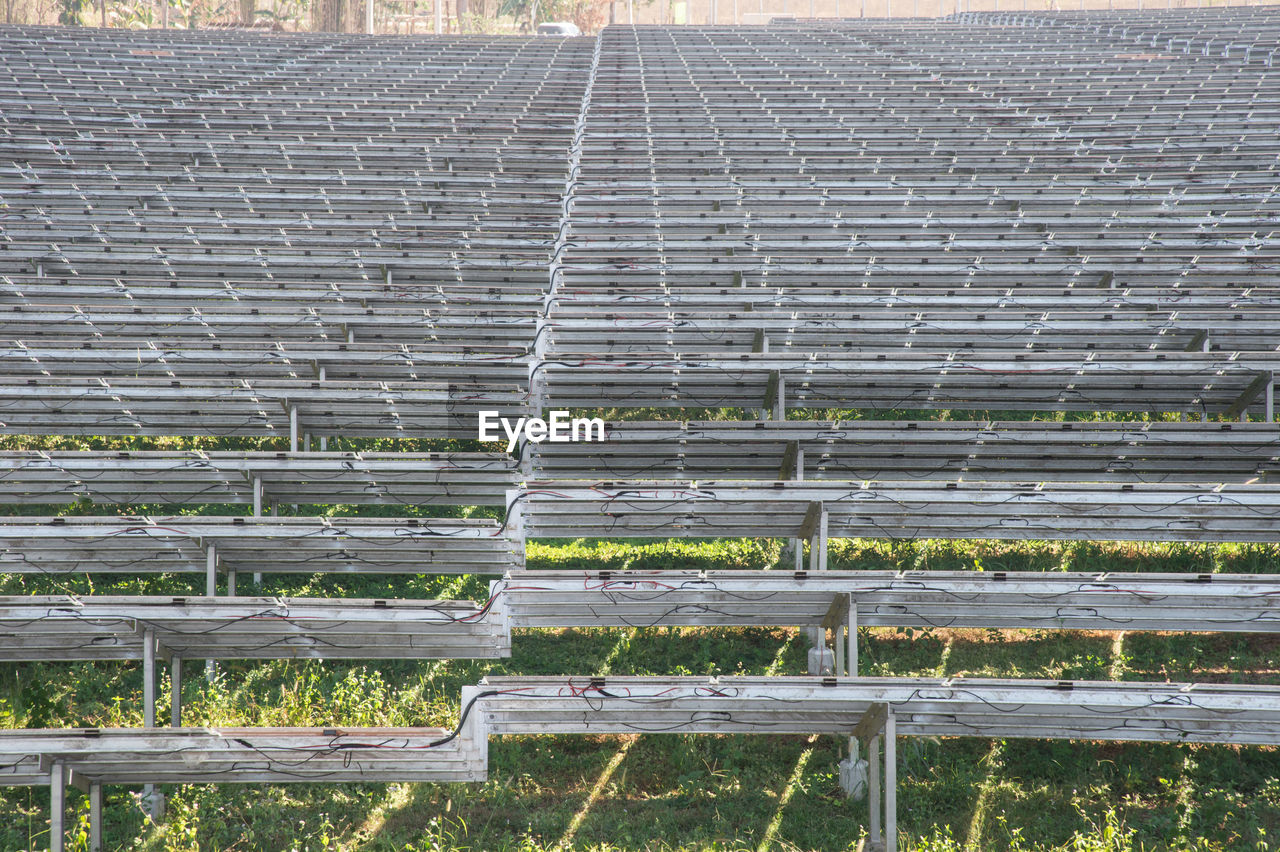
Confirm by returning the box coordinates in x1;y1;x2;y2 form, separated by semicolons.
143;630;156;727
791;448;804;571
734;0;739;22
366;0;374;32
835;611;845;675
289;406;299;453
628;0;633;21
253;476;263;585
303;432;311;452
848;598;857;676
50;761;65;852
712;0;717;21
818;510;828;571
142;629;158;822
205;546;216;683
885;714;897;851
435;0;442;32
170;656;182;727
89;783;102;852
1266;376;1274;421
227;570;236;596
868;736;881;843
205;546;216;598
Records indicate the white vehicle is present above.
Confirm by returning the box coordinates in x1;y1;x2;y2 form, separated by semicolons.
536;21;581;36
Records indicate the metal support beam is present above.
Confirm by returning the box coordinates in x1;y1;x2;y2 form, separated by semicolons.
227;570;236;597
885;713;897;852
856;703;893;848
868;735;880;844
143;629;156;728
778;441;800;480
799;501;825;543
289;405;299;453
853;702;890;742
205;546;216;598
1225;373;1271;420
142;627;161;817
848;597;857;676
143;626;161;817
1185;330;1210;352
830;591;848;682
253;476;263;586
50;761;65;852
170;656;182;727
89;783;102;852
205;546;216;683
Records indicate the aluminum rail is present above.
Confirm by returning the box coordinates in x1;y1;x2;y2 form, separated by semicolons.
497;569;1280;633
0;451;516;507
0;595;509;661
477;675;1280;746
0;516;520;576
543;311;1280;355
525;420;1280;483
518;480;1280;544
0;342;530;384
10;720;488;852
3;722;485;791
539;352;1276;415
0;377;529;439
0;304;537;346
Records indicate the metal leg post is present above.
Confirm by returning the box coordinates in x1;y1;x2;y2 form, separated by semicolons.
885;714;897;850
50;761;65;852
868;735;881;844
89;783;102;852
170;656;182;727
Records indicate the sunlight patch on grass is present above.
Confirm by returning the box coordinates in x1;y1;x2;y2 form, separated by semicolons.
555;736;635;850
756;734;817;852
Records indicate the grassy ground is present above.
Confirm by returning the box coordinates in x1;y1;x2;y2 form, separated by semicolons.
0;536;1276;852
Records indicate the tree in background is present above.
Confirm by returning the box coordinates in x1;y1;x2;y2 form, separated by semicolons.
57;0;89;22
498;0;607;31
314;0;346;29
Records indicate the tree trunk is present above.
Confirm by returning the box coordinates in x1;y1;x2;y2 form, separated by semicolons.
455;0;467;30
238;0;253;24
314;0;346;30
